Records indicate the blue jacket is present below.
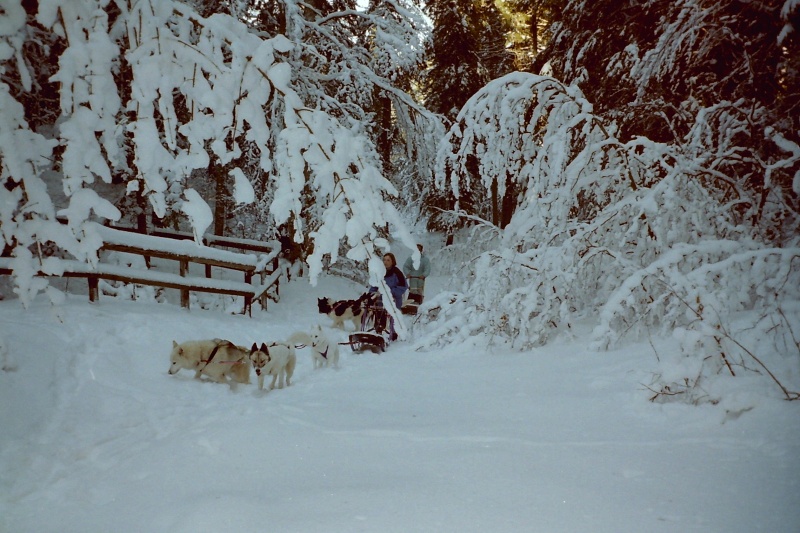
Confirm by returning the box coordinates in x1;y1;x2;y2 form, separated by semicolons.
370;266;407;309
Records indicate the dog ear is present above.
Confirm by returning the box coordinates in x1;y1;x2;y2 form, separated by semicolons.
172;340;178;348
251;342;258;352
260;342;268;352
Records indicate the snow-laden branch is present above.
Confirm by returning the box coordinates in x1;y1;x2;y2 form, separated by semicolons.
269;98;417;337
421;70;800;402
2;0;427;310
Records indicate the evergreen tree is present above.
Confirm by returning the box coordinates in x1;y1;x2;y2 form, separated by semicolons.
534;0;798;145
475;0;516;82
424;0;486;121
503;0;564;69
424;0;518;228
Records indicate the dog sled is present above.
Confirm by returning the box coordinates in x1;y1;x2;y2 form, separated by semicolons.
401;276;425;315
348;293;394;353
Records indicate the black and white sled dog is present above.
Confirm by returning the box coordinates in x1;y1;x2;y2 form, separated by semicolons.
317;292;371;330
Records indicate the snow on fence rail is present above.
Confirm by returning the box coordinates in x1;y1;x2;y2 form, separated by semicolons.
0;223;283;314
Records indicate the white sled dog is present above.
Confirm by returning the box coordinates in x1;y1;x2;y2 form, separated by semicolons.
286;327;339;369
249;341;297;390
168;339;250;384
307;325;340;369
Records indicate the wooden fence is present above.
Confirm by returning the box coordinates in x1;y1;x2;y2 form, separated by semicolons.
0;223;283;315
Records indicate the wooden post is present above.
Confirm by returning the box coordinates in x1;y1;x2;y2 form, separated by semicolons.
179;259;189;309
88;276;99;302
244;271;252;315
273;256;280;298
260;271;267;310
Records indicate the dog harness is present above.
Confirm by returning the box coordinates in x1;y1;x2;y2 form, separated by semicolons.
198;342;224;370
306;339;328;360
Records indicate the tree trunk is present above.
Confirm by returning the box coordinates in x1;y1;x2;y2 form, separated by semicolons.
491;178;499;226
212;161;229;237
374;88;392;172
500;175;516;229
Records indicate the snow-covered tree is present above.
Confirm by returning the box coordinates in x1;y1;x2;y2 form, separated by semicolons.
417;0;800;402
422;0;520;230
1;0;436;314
536;0;799;147
1;1;120;306
425;69;799;402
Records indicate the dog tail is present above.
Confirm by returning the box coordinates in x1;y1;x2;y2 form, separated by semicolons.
287;331;313;348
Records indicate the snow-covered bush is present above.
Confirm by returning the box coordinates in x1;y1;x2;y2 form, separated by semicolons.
423;72;800;402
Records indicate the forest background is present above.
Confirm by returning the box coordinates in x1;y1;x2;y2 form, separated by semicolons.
1;0;799;404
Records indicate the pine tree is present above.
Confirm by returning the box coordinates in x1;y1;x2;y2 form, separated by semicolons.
424;0;486;121
424;0;519;227
503;0;564;69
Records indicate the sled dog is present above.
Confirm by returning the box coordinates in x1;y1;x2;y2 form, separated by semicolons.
168;339;250;384
317;292;370;330
286;327;340;369
249;341;297;390
307;325;340;369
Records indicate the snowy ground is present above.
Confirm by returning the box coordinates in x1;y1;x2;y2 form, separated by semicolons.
0;273;798;532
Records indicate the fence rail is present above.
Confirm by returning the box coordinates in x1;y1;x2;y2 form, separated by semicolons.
0;222;283;314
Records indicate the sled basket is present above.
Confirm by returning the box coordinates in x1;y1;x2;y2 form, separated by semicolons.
401;291;423;315
349;332;386;353
401;303;419;315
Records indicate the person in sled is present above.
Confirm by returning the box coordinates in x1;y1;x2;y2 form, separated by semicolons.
403;243;431;307
368;252;407;341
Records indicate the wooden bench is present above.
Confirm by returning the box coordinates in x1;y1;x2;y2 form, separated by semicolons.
0;257;257;305
0;223;282;314
146;227;283;301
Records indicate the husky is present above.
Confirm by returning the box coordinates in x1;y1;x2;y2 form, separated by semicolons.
249;341;297;390
317;292;371;330
307;325;340;369
168;339;250;384
286;327;340;369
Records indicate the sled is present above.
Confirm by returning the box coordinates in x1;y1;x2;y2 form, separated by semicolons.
348;332;387;353
401;277;425;315
349;294;392;353
401;292;423;315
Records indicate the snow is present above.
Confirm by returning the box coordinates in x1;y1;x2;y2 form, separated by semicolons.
0;1;25;37
0;257;256;295
92;223;262;267
1;274;798;532
180;188;214;244
780;0;799;42
229;167;255;205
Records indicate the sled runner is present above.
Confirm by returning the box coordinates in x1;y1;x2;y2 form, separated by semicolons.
349;294;392;353
401;276;425;315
